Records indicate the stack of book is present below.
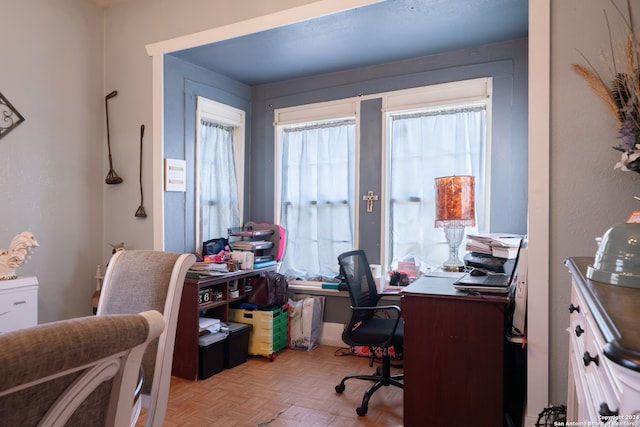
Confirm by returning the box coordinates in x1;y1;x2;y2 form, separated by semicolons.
465;233;523;259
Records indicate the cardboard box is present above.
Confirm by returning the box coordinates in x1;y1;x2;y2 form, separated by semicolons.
198;332;225;379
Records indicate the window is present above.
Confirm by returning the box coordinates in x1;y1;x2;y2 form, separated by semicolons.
274;78;491;281
195;97;245;253
383;79;491;270
385;106;487;269
275;100;357;280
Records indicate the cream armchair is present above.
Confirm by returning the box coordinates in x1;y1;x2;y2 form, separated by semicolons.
0;310;164;427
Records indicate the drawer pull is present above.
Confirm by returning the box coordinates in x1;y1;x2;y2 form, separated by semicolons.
569;303;580;314
598;403;618;423
575;325;585;337
583;351;599;367
13;300;27;306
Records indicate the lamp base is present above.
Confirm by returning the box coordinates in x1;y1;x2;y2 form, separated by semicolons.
441;263;465;272
442;226;465;272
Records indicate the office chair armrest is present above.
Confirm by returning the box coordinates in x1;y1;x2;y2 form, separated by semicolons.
350;304;401;317
350;304;403;336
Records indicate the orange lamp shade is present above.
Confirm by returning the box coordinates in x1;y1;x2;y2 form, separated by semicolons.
434;175;476;227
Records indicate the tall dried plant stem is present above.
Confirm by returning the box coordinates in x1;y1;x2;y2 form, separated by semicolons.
572;63;623;126
604;9;618;76
624;34;640;131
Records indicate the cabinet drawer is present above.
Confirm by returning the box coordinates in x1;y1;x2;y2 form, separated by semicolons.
569;278;620;420
0;286;37;332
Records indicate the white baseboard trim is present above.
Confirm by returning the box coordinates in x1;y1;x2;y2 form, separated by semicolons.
319;322;344;347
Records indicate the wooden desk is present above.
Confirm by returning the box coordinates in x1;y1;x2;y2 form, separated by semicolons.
401;275;510;427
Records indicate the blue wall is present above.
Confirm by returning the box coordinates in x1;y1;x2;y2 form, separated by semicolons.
249;38;528;233
164;55;252;253
164;37;528;254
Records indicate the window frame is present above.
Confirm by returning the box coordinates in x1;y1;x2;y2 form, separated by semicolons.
195;96;246;253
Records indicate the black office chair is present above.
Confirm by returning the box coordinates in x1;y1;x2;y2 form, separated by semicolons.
334;250;404;416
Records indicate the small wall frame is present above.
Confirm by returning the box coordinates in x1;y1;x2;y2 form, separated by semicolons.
0;91;25;140
164;158;187;192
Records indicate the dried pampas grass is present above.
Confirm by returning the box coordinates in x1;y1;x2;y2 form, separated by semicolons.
572;63;622;125
572;0;640;171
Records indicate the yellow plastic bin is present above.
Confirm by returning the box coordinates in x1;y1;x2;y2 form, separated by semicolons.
228;305;288;360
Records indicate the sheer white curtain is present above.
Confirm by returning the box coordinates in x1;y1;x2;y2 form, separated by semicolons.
279;121;356;279
387;106;486;269
199;120;240;241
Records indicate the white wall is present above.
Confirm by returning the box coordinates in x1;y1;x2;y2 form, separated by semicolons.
102;0;320;259
550;0;640;404
0;0;104;322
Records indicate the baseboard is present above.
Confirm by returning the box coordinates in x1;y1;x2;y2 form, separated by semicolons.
319;322;344;347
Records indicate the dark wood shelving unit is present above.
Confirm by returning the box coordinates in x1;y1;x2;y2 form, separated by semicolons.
171;266;276;380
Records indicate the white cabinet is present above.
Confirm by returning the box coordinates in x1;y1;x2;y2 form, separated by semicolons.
0;276;38;333
565;258;640;425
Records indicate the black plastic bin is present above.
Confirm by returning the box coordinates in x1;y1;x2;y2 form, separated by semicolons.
224;322;251;369
198;332;226;379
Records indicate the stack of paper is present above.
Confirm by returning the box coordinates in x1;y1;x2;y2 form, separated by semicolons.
190;262;228;274
230;240;273;251
199;317;221;334
465;233;523;259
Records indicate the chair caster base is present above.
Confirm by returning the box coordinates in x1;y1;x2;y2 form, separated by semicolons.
335;383;345;393
356;406;368;416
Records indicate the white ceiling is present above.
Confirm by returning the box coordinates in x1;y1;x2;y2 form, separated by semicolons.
170;0;528;85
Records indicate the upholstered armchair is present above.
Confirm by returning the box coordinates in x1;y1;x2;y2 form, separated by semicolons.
0;310;164;427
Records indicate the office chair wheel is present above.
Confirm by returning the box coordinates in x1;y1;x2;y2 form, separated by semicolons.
356;406;368;416
335;383;345;393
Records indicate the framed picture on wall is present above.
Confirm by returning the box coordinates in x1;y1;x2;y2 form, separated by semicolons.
0;91;25;140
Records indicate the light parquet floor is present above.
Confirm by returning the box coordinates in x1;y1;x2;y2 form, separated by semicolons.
135;345;403;426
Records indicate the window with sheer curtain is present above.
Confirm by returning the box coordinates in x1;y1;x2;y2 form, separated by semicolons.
385;105;486;270
196;97;245;252
199;121;240;241
277;119;356;280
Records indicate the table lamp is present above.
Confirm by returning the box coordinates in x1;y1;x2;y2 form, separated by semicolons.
434;175;476;271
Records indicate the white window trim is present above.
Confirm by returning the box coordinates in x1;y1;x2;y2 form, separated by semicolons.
195;96;246;252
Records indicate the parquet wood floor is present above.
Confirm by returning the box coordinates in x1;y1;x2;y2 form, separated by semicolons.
135;345;403;426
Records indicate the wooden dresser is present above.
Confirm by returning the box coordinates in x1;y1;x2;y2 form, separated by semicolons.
565;257;640;424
